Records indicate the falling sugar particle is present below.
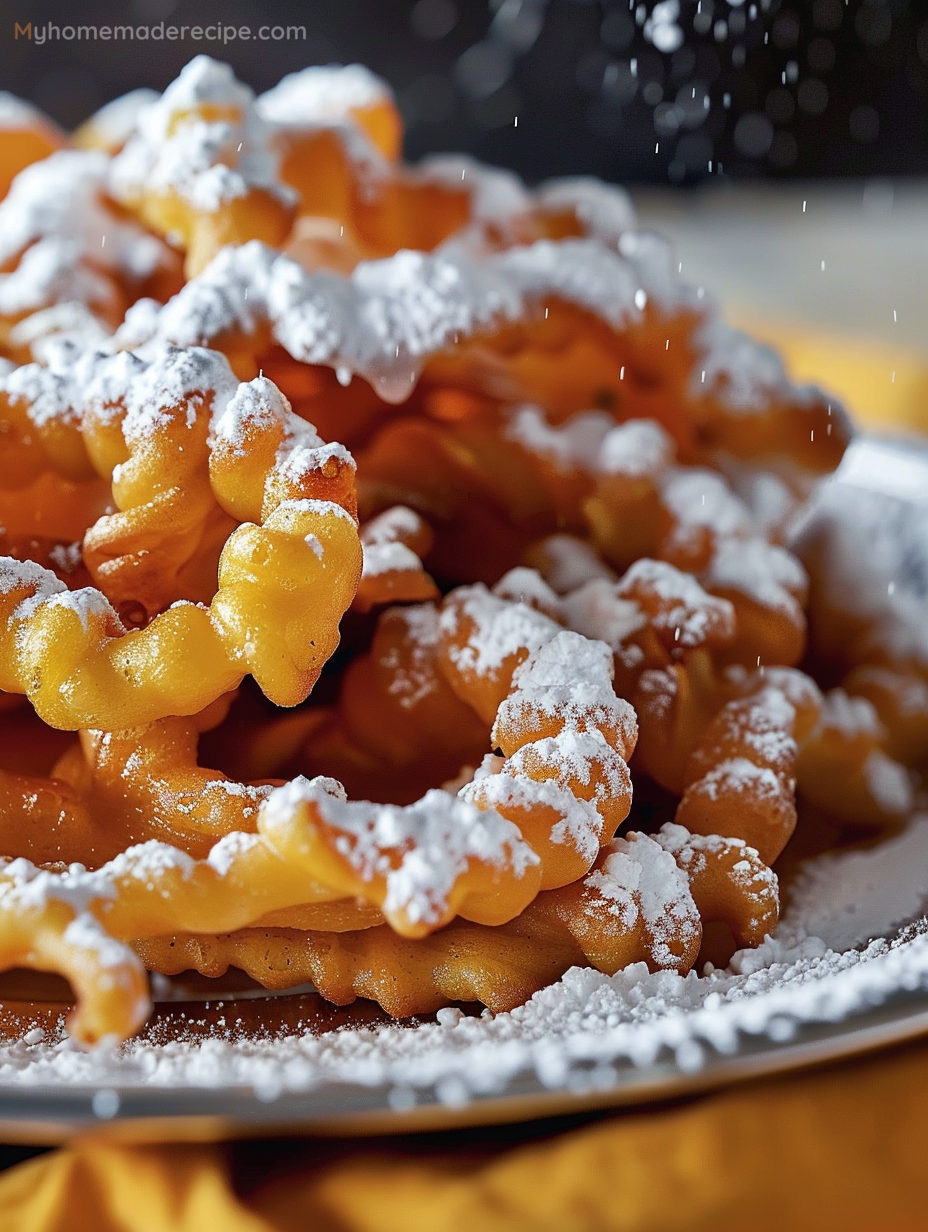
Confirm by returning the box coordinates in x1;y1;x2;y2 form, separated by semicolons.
821;260;826;271
340;225;344;237
888;582;896;595
892;371;896;383
620;366;625;380
461;169;466;181
701;494;706;505
803;201;807;213
674;626;681;642
655;143;659;154
237;143;243;152
101;235;106;248
810;430;815;442
894;310;897;323
701;370;706;383
514;115;518;127
243;288;248;300
665;339;670;350
92;1090;120;1119
544;307;549;319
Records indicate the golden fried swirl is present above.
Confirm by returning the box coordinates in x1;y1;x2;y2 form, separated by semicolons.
0;350;361;728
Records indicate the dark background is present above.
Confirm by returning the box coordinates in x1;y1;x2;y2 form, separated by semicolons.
2;0;927;185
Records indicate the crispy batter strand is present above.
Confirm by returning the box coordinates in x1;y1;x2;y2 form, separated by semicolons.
138;825;777;1019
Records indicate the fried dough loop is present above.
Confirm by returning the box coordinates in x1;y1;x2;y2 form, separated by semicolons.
0;816;776;1039
137;824;777;1018
0;348;361;729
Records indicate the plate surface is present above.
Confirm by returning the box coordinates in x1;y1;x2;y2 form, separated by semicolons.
4;968;928;1144
0;434;926;1144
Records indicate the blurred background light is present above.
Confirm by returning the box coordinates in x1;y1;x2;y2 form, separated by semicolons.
2;0;925;185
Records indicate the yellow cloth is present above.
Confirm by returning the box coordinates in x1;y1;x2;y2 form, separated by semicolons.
0;336;925;1231
733;312;928;436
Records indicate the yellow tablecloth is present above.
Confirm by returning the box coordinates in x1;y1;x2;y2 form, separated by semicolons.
0;335;925;1231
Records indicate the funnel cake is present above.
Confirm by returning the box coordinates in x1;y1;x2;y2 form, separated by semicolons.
0;56;909;1048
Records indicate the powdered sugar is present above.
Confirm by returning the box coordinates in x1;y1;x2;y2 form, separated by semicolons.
0;93;53;130
360;507;426;578
598;418;676;477
0;150;171;312
617;558;736;648
257;64;394;127
260;776;538;928
383;604;442;709
79;89;159;149
440;585;561;680
792;437;928;672
863;752;914;817
530;535;616;594
535;177;636;247
119;236;657;403
44;588;119;634
691;757;784;804
110;56;290;214
506;404;613;472
703;537;807;616
418;155;531;241
591;832;701;969
660;468;752;550
691;315;826;417
463;768;603;863
819;689;883;737
499;630;634;746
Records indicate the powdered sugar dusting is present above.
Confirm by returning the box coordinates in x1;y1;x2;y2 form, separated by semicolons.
257;64;394;127
360;507;425;579
0;93;53;130
260;776;539;928
119;236;661;403
0;150;171;314
440;584;561;680
591;832;700;968
110;56;290;214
